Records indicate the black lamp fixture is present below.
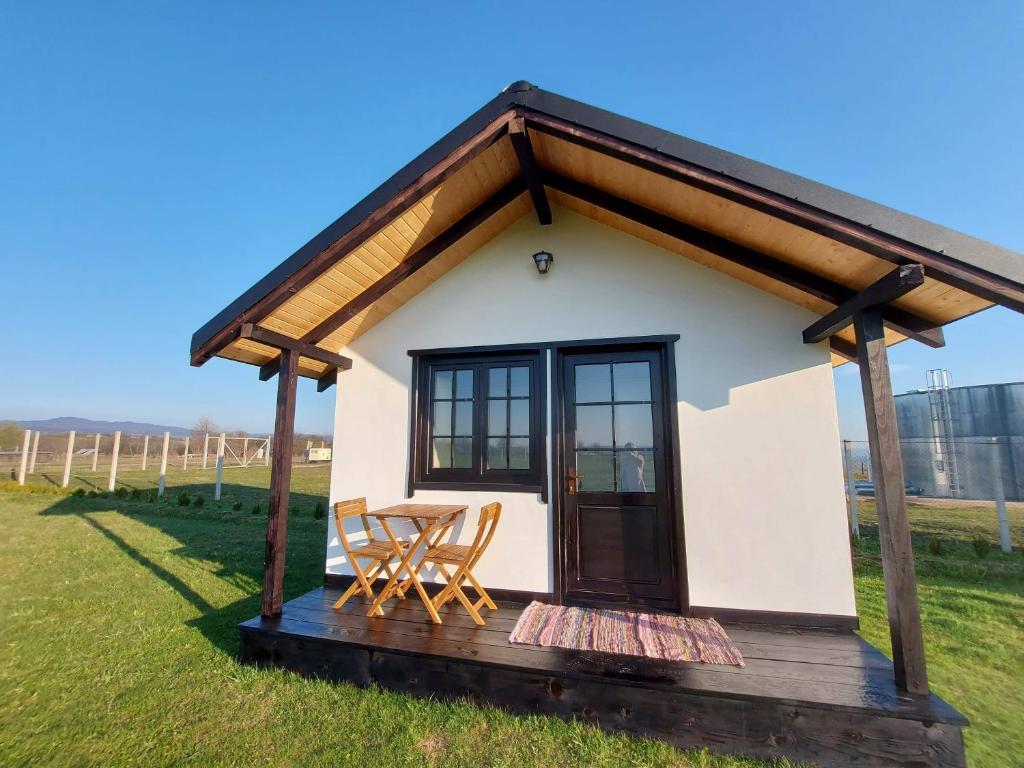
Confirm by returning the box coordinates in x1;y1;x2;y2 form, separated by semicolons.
532;250;554;275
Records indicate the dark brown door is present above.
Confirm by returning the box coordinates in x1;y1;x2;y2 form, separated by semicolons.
560;347;679;610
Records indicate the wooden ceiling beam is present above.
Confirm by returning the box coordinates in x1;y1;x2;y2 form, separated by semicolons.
829;337;858;362
524;111;1024;314
508;117;552;225
803;265;926;344
544;170;944;348
300;176;527;345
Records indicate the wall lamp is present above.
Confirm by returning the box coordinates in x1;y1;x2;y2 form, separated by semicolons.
532;250;554;275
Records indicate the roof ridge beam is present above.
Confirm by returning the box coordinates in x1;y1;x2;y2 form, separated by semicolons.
301;175;528;345
508;117;551;225
543;170;943;348
803;265;926;344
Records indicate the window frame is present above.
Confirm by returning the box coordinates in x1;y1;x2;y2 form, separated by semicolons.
409;348;547;499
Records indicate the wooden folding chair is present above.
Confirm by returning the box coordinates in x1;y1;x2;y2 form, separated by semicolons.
331;498;408;611
422;502;501;626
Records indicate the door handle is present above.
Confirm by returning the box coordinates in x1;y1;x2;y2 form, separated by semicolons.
567;466;584;495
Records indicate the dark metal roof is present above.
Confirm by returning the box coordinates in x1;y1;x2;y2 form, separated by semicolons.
191;81;1022;357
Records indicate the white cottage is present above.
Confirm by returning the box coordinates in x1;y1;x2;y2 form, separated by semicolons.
191;82;1023;767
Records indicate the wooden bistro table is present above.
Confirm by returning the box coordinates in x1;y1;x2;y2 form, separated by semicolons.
366;503;468;624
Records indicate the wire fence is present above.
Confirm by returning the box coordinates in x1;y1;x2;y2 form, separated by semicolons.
842;437;1018;553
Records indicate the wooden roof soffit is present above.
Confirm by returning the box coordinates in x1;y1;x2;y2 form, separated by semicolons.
190;108;518;368
508;117;552;225
299;176;527;345
240;323;352;392
543;170;944;349
521;110;1024;315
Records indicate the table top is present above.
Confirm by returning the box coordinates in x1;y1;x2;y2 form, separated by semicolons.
369;503;468;521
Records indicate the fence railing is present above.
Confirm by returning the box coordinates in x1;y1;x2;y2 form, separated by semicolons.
4;429;331;500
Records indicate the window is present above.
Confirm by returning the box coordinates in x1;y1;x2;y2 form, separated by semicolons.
411;349;545;494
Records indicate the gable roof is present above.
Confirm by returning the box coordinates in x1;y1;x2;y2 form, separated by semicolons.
191;81;1023;377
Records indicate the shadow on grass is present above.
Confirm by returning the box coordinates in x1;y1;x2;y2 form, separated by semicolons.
37;480;329;657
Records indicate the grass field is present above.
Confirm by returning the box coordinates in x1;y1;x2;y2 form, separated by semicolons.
0;465;1021;767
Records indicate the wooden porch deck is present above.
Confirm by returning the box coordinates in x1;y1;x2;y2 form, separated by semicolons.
239;586;968;768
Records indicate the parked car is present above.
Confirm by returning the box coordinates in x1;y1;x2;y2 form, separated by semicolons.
853;480;923;496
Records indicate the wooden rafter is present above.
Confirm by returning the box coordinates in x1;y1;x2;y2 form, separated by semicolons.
300;176;527;345
803;265;926;344
829;337;858;362
508;117;551;225
543;171;944;348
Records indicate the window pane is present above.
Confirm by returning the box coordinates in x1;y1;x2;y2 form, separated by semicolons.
432;401;452;436
453;437;473;468
614;404;654;449
575;364;611;403
434;370;453;400
431;438;452;468
454;401;473;436
510;399;530;436
487;437;507;469
510;366;529;397
455;369;474;399
488;367;507;398
509;438;530;469
613;362;651;402
618;448;655;492
576;451;614;491
575;404;613;449
487;400;507;436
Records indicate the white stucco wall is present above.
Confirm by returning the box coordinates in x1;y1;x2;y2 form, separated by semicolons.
327;206;857;618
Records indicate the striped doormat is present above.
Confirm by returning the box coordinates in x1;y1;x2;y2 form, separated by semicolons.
509;601;745;666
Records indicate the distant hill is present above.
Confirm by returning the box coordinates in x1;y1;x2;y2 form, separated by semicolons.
9;417;191;437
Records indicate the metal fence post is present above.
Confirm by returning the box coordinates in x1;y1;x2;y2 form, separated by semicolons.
991;437;1011;553
215;433;225;501
843;440;860;538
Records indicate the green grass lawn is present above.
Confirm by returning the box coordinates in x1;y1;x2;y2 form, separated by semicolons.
0;467;1021;767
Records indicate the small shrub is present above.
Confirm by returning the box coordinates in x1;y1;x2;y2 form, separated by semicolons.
177;491;191;507
72;488;86;497
114;486;129;499
146;491;157;503
87;490;99;498
251;504;261;516
972;537;991;559
231;501;242;511
313;501;326;520
99;492;110;499
927;537;944;557
129;488;142;500
193;495;205;508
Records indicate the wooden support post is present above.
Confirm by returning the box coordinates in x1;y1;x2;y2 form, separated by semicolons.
17;429;31;485
992;437;1011;553
843;440;860;538
202;433;209;469
215;433;225;500
264;437;270;466
92;433;100;471
107;431;121;492
182;436;189;470
62;431;76;488
158;431;170;496
141;434;149;471
854;308;928;695
262;348;298;618
29;430;40;474
243;437;249;465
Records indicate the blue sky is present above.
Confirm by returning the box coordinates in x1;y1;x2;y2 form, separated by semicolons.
1;1;1021;437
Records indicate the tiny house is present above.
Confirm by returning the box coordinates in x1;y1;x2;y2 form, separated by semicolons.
191;82;1023;767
